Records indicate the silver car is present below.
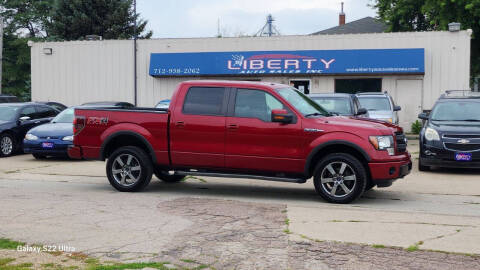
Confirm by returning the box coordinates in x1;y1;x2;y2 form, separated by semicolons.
356;92;401;124
308;93;369;117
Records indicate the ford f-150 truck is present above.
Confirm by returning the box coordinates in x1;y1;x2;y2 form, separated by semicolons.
69;80;411;203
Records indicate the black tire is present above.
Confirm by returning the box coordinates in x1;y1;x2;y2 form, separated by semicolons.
0;133;15;157
154;167;185;183
313;153;367;204
106;146;153;192
418;158;430;172
33;154;47;160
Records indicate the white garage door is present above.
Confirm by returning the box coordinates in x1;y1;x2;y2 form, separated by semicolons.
395;79;423;131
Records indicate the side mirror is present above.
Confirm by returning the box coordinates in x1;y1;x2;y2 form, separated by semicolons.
356;108;368;116
418;112;429;120
19;116;31;122
271;109;293;124
394;105;402;111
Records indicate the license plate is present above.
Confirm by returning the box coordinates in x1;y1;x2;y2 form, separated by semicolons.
455;152;472;161
42;142;54;149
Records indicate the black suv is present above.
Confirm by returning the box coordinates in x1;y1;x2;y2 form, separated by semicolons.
418;90;480;171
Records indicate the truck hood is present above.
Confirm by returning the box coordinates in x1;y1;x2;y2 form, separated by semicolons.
28;122;73;138
307;116;400;135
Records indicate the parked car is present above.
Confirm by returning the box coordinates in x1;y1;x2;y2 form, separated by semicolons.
308;93;369;117
356;92;401;124
155;99;171;109
418;90;480;171
35;101;68;112
81;101;135;108
0;103;59;157
0;94;20;103
23;107;74;159
69;80;411;204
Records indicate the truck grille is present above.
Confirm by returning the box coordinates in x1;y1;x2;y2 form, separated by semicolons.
395;131;407;153
444;143;480;152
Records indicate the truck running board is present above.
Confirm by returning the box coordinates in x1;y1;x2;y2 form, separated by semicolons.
175;171;307;184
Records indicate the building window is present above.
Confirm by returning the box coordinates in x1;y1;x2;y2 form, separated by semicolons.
335;79;382;94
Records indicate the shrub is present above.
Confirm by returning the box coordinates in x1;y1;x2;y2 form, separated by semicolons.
411;120;422;134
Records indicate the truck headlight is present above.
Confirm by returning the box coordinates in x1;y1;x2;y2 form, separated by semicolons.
62;136;74;141
424;127;440;141
25;133;38;141
369;135;395;155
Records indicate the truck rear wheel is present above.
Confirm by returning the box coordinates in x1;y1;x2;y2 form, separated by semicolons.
106;146;153;192
313;153;367;204
154;168;185;183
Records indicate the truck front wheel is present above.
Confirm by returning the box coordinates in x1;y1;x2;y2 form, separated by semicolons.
106;146;153;192
313;153;367;204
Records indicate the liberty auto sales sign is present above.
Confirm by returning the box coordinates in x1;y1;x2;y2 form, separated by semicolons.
149;49;424;77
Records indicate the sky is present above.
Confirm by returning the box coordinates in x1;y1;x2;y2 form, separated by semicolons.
137;0;378;38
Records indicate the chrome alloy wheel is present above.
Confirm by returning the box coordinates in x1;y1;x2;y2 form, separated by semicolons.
111;154;142;187
320;162;357;198
1;136;13;155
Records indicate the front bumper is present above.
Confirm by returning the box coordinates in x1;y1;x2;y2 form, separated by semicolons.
23;139;72;156
368;159;412;187
421;143;480;168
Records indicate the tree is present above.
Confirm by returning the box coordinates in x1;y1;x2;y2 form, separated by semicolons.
1;0;152;100
1;33;34;100
373;0;480;84
47;0;152;40
0;0;54;38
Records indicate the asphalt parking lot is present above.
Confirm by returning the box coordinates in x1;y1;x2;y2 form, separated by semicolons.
1;139;480;269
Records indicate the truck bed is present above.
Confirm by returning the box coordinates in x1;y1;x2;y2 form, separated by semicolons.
73;107;171;165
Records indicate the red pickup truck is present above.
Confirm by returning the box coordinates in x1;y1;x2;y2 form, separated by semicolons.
69;80;411;203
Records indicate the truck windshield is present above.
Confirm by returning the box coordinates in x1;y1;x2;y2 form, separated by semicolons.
0;106;18;121
431;101;480;121
276;87;329;117
357;96;391;111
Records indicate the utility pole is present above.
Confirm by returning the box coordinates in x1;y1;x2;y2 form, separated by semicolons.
133;0;138;106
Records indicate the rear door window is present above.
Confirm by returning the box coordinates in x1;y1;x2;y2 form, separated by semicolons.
20;107;36;119
36;106;58;118
183;87;226;116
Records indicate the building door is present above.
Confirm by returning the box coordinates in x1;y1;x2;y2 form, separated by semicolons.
335;79;382;94
290;80;310;94
395;79;423;130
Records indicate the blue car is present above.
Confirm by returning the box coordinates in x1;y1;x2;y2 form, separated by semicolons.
155;99;170;109
23;107;74;159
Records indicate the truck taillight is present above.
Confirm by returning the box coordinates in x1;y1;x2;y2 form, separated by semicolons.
73;115;86;136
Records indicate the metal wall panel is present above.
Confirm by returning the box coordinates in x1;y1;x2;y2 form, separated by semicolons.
31;40;134;106
32;30;471;113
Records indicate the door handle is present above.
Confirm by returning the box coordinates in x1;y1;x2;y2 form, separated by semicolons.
34;121;40;124
175;121;185;127
227;124;239;130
